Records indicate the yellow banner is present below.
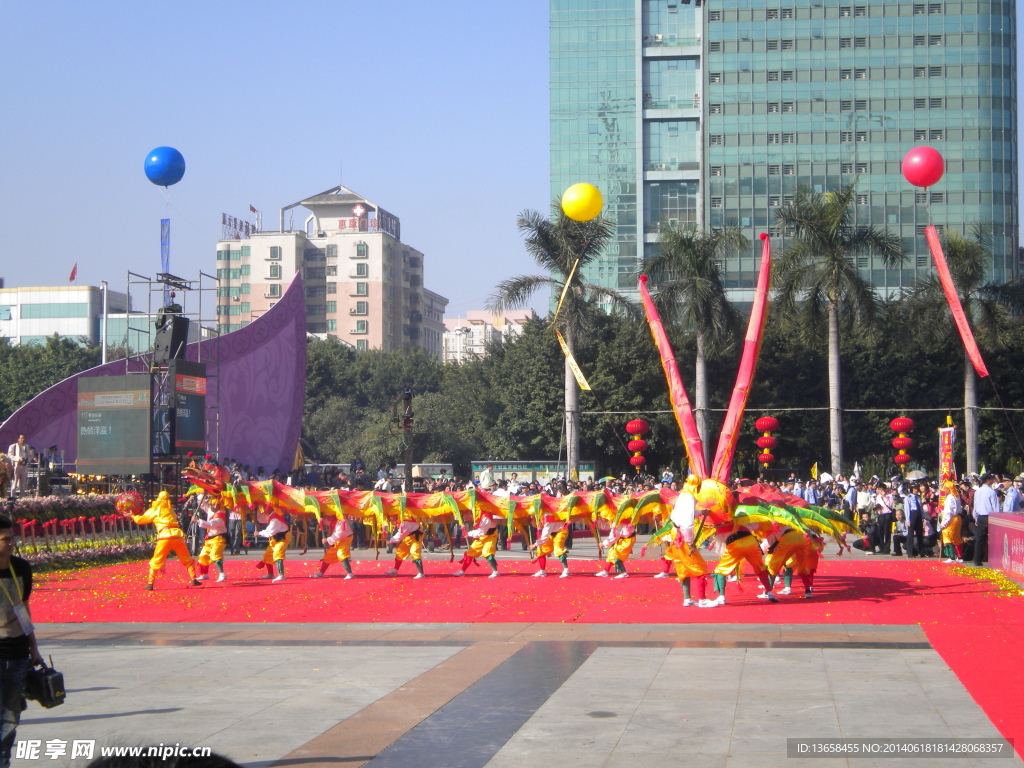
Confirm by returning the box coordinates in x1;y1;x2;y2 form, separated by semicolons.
553;258;582;323
555;331;592;391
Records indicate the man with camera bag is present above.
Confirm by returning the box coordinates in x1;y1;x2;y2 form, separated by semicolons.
0;517;43;768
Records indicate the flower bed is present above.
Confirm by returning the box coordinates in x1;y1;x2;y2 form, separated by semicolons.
0;495;118;521
20;541;155;574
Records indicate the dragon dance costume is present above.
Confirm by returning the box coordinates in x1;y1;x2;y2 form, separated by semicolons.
386;519;425;578
130;491;199;590
196;498;229;582
454;512;500;577
257;507;291;582
531;515;570;577
597;522;636;578
313;515;354;578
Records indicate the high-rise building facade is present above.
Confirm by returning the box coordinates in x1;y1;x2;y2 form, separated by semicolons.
215;186;448;357
0;285;130;347
551;0;1017;300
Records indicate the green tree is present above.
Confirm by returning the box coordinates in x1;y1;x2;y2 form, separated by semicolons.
773;185;903;476
643;225;746;469
488;205;637;478
905;225;1024;473
0;336;100;421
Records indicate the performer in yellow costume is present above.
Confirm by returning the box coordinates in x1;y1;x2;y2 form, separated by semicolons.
656;476;713;606
128;491;200;591
712;524;778;604
529;514;570;578
385;517;425;579
597;521;636;578
939;480;964;564
256;504;291;583
453;512;500;578
311;514;355;579
195;496;229;583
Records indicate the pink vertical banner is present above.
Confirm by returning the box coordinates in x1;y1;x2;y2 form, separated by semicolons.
938;426;956;482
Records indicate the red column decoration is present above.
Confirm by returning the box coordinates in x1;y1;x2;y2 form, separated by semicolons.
754;416;780;469
625;419;650;474
890;417;915;470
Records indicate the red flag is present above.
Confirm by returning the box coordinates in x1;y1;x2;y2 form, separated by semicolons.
249;204;257;213
925;226;989;378
68;262;78;282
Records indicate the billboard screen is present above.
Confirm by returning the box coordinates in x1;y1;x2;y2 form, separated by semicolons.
171;360;206;454
76;376;151;475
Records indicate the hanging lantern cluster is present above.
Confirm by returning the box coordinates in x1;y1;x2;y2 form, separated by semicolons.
625;419;649;474
754;416;780;468
891;417;915;468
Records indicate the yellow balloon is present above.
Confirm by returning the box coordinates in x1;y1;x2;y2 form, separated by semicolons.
561;183;604;222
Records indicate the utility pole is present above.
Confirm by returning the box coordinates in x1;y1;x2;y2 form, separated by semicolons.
401;389;414;491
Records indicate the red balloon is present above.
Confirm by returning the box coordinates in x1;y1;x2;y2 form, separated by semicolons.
627;439;648;453
902;146;944;187
755;416;779;432
756;435;778;450
625;419;650;436
893;454;912;465
759;452;776;465
629;455;647;467
892;436;914;450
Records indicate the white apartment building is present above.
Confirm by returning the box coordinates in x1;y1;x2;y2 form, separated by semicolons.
215;186;448;357
0;284;130;347
442;310;532;364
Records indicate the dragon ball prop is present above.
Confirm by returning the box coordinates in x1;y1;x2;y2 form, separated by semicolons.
561;183;604;221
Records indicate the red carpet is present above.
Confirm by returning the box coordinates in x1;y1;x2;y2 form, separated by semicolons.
35;558;1023;748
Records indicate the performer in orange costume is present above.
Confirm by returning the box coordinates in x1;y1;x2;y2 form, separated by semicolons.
128;491;200;591
195;496;229;583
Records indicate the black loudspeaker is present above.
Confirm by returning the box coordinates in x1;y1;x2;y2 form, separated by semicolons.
153;315;190;364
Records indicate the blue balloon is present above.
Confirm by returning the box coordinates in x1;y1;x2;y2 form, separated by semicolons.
144;146;186;187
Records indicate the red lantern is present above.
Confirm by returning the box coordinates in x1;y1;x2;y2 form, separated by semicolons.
625;419;650;436
755;416;780;432
627;439;648;453
755;415;780;470
629;455;647;467
892;436;914;451
890;417;915;433
759;452;776;465
893;454;912;465
901;146;945;188
756;435;777;450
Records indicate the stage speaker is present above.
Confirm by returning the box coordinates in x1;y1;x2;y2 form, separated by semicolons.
153;315;190;364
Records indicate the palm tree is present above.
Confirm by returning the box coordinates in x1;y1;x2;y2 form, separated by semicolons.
643;225;747;470
773;185;904;476
905;224;1024;473
488;204;636;478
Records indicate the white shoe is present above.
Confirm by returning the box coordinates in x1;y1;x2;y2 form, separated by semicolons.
384;569;398;576
613;572;629;579
453;570;465;577
488;571;500;578
559;569;570;578
698;599;718;608
309;571;324;578
715;594;726;606
272;575;285;583
595;570;609;577
653;571;670;579
533;570;547;578
727;575;738;582
216;573;226;582
682;598;695;607
413;573;425;580
955;558;963;563
196;575;207;581
757;592;772;599
344;573;354;580
778;587;791;595
942;559;954;563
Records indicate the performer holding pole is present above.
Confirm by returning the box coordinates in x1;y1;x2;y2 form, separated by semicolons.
596;520;636;579
453;511;500;578
255;503;290;583
385;515;426;579
529;513;571;578
195;496;229;582
311;514;355;579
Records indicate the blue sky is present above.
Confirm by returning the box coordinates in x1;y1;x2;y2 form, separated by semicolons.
1;2;1021;318
0;1;550;316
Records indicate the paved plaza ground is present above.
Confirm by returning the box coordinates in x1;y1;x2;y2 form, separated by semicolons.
17;542;1024;768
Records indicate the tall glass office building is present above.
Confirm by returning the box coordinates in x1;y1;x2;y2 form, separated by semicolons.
550;0;1017;301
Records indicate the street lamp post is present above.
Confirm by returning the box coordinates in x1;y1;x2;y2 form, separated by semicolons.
401;389;414;492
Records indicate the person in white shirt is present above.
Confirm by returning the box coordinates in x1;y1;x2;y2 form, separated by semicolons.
311;514;355;579
6;435;31;497
596;521;637;579
385;517;425;578
453;512;500;577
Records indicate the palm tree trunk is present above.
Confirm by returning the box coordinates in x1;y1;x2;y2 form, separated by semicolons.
564;330;580;481
695;330;710;472
964;351;979;475
827;301;844;476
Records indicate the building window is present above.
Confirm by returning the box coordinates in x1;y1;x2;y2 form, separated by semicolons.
354;301;369;315
929;3;942;13
842;163;854;173
325;301;337;314
767;71;780;82
326;319;337;332
854;5;867;15
856;162;868;173
709;134;723;145
240;264;250;275
916;191;929;204
355;242;368;258
710;197;723;208
913;3;926;13
929;66;943;77
914;67;927;78
268;264;281;279
782;164;795;175
781;102;794;113
929;97;944;109
930;129;944;141
768;164;781;175
267;284;281;298
781;70;794;81
710;166;723;176
354;320;368;334
781;8;793;19
840;38;852;49
767;40;779;51
217;250;230;262
769;196;780;207
840;6;852;16
841;100;852;111
915;98;928;109
708;41;722;52
708;10;721;21
914;35;926;46
326;264;337;276
241;283;250;294
355;282;368;296
325;244;337;258
768;133;781;144
856;131;867;142
782;133;795;144
840;69;852;80
767;102;780;113
327;282;337;294
766;8;778;19
709;72;722;83
840;131;853;142
929;35;942;46
355;263;368;277
855;99;867;110
854;37;866;48
269;246;281;260
709;103;723;114
356;339;368;350
780;39;793;50
241;246;250;257
931;192;944;203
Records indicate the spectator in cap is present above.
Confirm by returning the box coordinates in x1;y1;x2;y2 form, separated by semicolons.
1001;475;1023;514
